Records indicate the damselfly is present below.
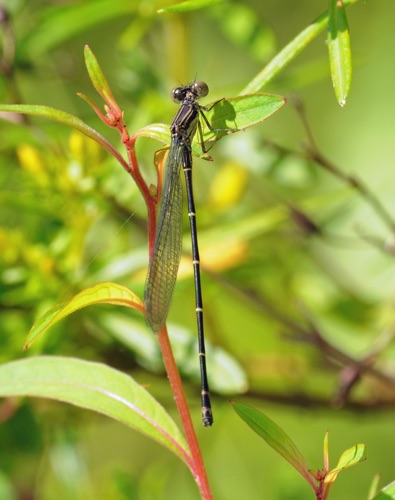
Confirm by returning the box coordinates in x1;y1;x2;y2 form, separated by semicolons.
145;81;221;427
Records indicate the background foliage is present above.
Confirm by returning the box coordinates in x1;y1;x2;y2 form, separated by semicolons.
1;0;395;498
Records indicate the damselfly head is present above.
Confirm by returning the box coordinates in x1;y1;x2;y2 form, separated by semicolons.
171;86;186;103
171;81;209;103
191;81;209;99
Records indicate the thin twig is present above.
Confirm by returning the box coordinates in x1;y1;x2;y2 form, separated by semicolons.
294;97;395;234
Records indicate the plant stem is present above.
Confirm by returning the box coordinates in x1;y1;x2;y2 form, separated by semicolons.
158;327;213;500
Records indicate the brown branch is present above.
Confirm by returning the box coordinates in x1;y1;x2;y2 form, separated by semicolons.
240;390;395;412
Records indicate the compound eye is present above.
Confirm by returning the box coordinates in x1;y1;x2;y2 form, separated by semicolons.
192;81;209;98
171;87;184;103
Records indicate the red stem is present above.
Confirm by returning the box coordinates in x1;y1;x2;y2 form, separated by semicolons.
124;135;157;253
158;326;213;500
124;136;152;205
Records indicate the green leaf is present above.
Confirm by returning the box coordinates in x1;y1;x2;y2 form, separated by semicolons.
84;45;117;106
0;357;189;463
202;93;285;140
242;0;358;93
158;0;222;14
18;0;139;59
323;431;329;472
325;443;367;484
168;323;248;394
242;12;327;93
25;283;144;349
368;474;381;500
133;123;169;145
194;93;285;156
328;0;352;106
232;402;315;488
0;104;127;169
211;3;276;62
0;471;15;500
96;312;248;393
372;481;395;500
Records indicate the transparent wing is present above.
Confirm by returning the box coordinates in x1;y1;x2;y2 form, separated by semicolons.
145;139;184;332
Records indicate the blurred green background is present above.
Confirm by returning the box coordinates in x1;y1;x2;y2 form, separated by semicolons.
1;0;395;498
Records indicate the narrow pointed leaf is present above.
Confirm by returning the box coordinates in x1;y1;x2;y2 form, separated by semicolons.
0;357;189;463
242;10;327;93
328;0;352;106
232;402;315;488
84;45;117;106
323;431;329;472
242;0;357;93
325;443;367;484
25;283;144;349
0;104;127;168
368;474;381;500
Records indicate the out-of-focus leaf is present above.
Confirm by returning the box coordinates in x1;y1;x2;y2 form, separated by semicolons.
0;471;15;500
25;283;144;349
328;0;352;106
168;323;248;394
372;481;395;500
96;311;248;394
18;0;139;59
232;402;315;488
210;3;276;61
368;474;381;500
242;0;358;93
97;312;163;372
0;357;189;463
158;0;222;14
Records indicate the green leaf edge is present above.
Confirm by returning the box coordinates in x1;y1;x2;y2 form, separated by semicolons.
25;282;144;349
0;356;189;463
158;0;222;14
325;443;367;483
84;45;117;106
232;401;315;488
328;0;352;106
372;480;395;500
